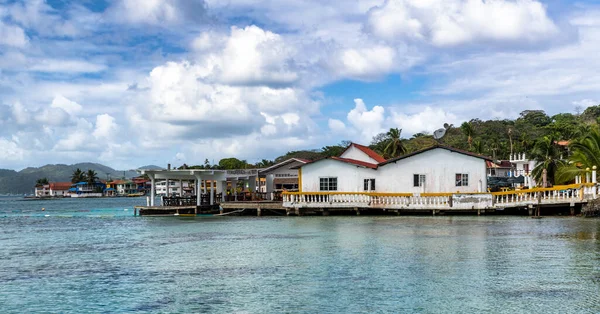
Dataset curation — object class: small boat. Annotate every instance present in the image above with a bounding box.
[127,192,145,197]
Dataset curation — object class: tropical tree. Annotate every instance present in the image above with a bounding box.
[460,121,474,149]
[531,136,565,186]
[71,168,85,183]
[556,127,600,184]
[36,178,49,185]
[473,140,484,154]
[86,169,99,185]
[383,128,407,158]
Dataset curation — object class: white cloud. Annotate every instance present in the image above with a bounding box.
[337,46,397,80]
[93,114,118,139]
[191,26,299,86]
[346,99,386,141]
[366,0,559,46]
[50,95,83,114]
[390,106,458,136]
[0,21,28,48]
[0,138,26,162]
[110,0,208,25]
[328,119,346,133]
[29,59,106,74]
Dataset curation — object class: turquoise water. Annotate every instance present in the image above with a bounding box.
[0,197,599,313]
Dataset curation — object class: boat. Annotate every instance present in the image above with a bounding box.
[127,192,145,197]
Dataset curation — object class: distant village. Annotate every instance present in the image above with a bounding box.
[33,142,540,199]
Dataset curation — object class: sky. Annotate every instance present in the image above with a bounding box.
[0,0,599,170]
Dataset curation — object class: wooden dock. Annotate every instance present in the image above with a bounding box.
[134,201,287,216]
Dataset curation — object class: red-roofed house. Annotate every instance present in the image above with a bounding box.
[34,182,72,197]
[296,144,491,194]
[339,143,386,164]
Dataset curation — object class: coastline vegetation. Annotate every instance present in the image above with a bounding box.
[190,106,600,188]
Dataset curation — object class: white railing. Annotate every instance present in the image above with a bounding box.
[283,184,599,209]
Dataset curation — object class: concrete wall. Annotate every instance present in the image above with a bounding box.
[340,146,379,164]
[376,148,487,193]
[301,159,377,192]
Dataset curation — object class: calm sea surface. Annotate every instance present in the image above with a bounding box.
[0,196,599,313]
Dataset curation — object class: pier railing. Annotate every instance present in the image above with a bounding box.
[283,184,599,210]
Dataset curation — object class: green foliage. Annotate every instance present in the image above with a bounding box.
[274,150,323,163]
[86,169,99,184]
[71,168,85,183]
[556,126,600,184]
[460,121,474,149]
[383,128,407,158]
[36,177,49,185]
[518,110,551,127]
[530,135,566,186]
[218,158,249,170]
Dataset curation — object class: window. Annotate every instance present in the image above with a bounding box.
[413,174,426,187]
[319,177,338,191]
[364,179,376,191]
[456,173,469,187]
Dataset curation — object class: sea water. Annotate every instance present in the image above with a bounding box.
[0,196,599,313]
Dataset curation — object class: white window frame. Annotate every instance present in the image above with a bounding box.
[364,178,376,191]
[319,177,338,191]
[456,173,469,187]
[413,174,426,187]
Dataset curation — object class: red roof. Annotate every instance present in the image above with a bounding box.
[49,182,72,190]
[331,157,378,169]
[486,160,513,168]
[341,143,386,163]
[379,145,492,166]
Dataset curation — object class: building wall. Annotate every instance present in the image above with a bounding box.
[340,146,379,164]
[377,149,487,193]
[301,159,377,192]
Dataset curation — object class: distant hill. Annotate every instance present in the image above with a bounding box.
[0,163,147,195]
[137,165,164,170]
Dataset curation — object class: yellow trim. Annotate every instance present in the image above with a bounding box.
[298,168,302,193]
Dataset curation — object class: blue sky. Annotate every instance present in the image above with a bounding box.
[0,0,599,170]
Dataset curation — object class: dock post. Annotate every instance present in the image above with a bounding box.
[432,209,436,216]
[295,208,300,216]
[354,207,360,216]
[134,208,137,216]
[322,209,329,216]
[257,207,261,217]
[477,208,481,216]
[528,205,534,216]
[195,206,197,215]
[570,202,575,216]
[286,209,291,216]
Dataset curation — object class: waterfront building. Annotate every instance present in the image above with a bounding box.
[69,182,106,198]
[486,160,513,177]
[510,153,537,187]
[258,158,308,200]
[297,144,490,194]
[155,180,192,196]
[34,182,72,197]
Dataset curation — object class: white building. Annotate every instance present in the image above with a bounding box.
[259,158,308,197]
[298,144,490,194]
[155,180,192,196]
[34,182,72,197]
[510,153,537,187]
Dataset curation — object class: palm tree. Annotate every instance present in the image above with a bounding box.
[383,128,407,158]
[86,169,99,185]
[71,168,85,183]
[460,122,474,149]
[508,127,514,156]
[531,135,565,187]
[473,140,484,154]
[556,127,600,184]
